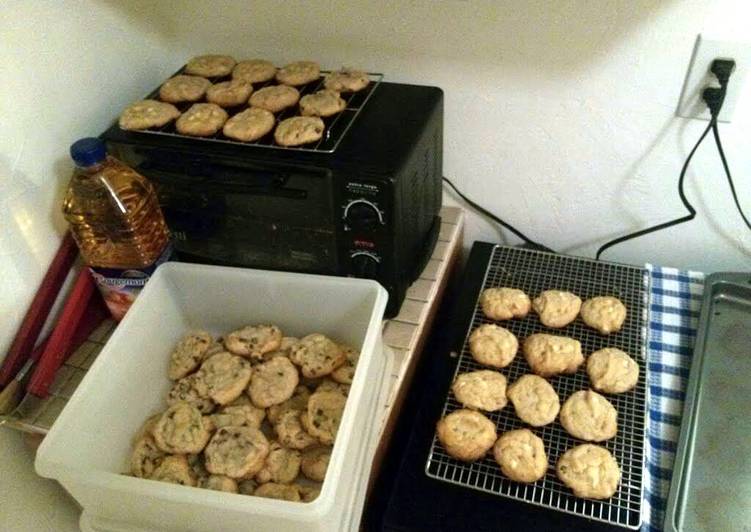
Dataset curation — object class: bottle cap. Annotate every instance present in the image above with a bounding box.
[70,138,106,167]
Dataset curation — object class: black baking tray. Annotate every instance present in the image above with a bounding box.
[663,272,751,532]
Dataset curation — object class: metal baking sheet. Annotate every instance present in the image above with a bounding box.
[425,245,649,529]
[664,272,751,532]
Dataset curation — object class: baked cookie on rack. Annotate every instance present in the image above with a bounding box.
[451,370,508,411]
[506,374,560,427]
[276,60,320,86]
[324,68,370,92]
[557,444,620,499]
[436,409,497,462]
[468,323,518,368]
[580,296,627,334]
[159,75,211,103]
[480,287,531,320]
[523,333,583,377]
[493,428,548,483]
[560,390,618,442]
[119,100,180,130]
[587,348,639,394]
[233,59,277,83]
[185,54,236,77]
[532,290,582,328]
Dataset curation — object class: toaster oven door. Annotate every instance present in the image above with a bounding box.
[138,156,339,273]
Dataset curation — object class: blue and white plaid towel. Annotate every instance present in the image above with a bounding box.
[642,265,705,532]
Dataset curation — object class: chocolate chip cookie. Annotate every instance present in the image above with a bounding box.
[153,402,211,454]
[168,330,212,380]
[204,426,270,479]
[276,60,320,86]
[199,351,253,405]
[222,107,275,142]
[248,356,299,408]
[225,324,282,359]
[274,116,325,147]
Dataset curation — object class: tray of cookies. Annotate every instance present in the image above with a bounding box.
[426,245,648,529]
[117,54,383,153]
[35,262,389,532]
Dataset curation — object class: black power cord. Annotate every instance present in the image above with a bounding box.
[596,58,749,260]
[442,176,555,253]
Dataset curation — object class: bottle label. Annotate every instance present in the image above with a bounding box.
[89,245,172,321]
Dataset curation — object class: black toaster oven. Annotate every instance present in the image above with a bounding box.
[101,81,443,317]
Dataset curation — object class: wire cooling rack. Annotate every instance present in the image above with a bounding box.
[128,67,383,154]
[425,246,648,529]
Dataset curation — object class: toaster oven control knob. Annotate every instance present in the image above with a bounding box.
[351,252,379,279]
[344,200,382,229]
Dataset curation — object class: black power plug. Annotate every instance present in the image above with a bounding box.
[702,58,736,119]
[711,58,736,87]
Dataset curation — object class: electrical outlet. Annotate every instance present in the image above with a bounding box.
[676,34,751,123]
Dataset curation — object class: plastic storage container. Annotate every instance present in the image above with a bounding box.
[36,262,389,532]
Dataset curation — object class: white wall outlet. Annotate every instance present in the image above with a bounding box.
[677,34,751,123]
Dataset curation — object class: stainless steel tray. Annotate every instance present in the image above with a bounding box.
[664,272,751,532]
[425,245,649,529]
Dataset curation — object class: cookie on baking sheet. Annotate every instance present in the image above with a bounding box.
[305,390,347,445]
[523,333,584,377]
[130,435,166,478]
[248,356,300,408]
[249,85,300,113]
[532,290,582,328]
[233,59,277,83]
[587,348,639,394]
[222,108,275,142]
[119,100,180,130]
[435,409,497,462]
[480,287,531,320]
[560,390,618,442]
[268,385,310,425]
[255,442,301,484]
[204,426,270,479]
[580,296,627,335]
[159,75,211,103]
[199,475,238,493]
[238,479,257,495]
[185,54,236,77]
[493,429,548,483]
[274,409,318,449]
[299,89,346,117]
[150,455,196,487]
[301,446,331,482]
[209,403,266,431]
[199,351,253,405]
[168,330,213,380]
[557,444,620,499]
[254,482,302,501]
[152,402,211,454]
[451,370,508,412]
[274,116,325,147]
[276,60,320,86]
[206,79,253,107]
[506,374,560,427]
[330,344,359,384]
[324,68,369,92]
[468,324,518,369]
[167,372,215,414]
[289,333,346,379]
[225,324,282,359]
[176,103,228,137]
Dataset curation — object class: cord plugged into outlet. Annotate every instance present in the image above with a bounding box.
[703,59,736,118]
[596,56,751,259]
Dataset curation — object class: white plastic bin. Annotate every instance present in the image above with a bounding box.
[36,262,389,532]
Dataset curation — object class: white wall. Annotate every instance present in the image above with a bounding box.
[134,0,750,271]
[0,3,181,529]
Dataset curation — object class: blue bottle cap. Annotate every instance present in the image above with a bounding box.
[70,138,107,167]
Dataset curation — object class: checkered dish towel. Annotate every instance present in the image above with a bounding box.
[642,265,705,532]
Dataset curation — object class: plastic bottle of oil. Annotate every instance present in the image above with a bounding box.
[63,137,171,320]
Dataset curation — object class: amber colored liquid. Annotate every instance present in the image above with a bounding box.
[62,156,169,268]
